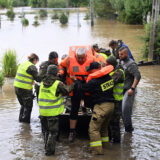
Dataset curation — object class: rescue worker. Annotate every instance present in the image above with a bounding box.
[119,46,141,133]
[35,51,59,99]
[106,56,125,143]
[76,62,115,155]
[38,65,75,156]
[59,46,96,142]
[98,48,111,60]
[109,40,134,61]
[14,53,40,123]
[91,44,106,66]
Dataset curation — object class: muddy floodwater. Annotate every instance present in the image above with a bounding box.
[0,9,160,160]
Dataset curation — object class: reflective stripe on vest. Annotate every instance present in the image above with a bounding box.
[90,141,102,147]
[38,80,64,116]
[101,137,109,142]
[110,69,125,101]
[14,61,34,90]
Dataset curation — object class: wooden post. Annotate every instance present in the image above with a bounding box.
[90,0,94,26]
[148,0,160,61]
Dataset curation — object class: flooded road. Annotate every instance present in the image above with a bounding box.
[0,10,159,160]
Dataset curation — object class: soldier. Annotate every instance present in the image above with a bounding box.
[38,65,75,156]
[14,53,40,123]
[35,51,59,99]
[106,56,125,143]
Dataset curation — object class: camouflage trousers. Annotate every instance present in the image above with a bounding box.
[39,116,59,155]
[15,87,33,123]
[89,102,114,154]
[108,101,122,142]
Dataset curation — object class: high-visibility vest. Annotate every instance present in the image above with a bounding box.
[109,69,125,101]
[14,61,34,90]
[86,65,114,83]
[38,80,64,117]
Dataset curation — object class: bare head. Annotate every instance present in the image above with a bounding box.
[49,51,58,65]
[109,40,117,50]
[118,46,128,60]
[75,48,87,65]
[28,53,39,65]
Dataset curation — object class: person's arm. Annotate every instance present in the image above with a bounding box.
[127,63,141,96]
[26,65,41,82]
[58,57,68,76]
[111,69,124,85]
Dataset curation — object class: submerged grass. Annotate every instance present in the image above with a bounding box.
[2,50,18,77]
[0,71,4,87]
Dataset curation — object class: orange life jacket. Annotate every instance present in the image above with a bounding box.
[86,65,114,83]
[67,46,95,96]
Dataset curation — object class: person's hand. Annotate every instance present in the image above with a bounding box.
[128,89,134,96]
[70,74,77,81]
[57,72,62,77]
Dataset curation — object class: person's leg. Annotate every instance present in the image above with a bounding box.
[45,116,59,156]
[109,101,122,142]
[100,102,114,147]
[69,96,81,142]
[122,90,135,132]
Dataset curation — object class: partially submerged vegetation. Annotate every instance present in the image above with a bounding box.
[0,71,4,87]
[2,50,18,77]
[39,9,48,18]
[6,8,15,20]
[59,12,68,24]
[22,17,29,26]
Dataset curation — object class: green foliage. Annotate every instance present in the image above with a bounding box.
[94,0,115,18]
[59,13,68,24]
[84,12,90,20]
[2,50,18,77]
[6,8,15,20]
[39,9,47,18]
[22,18,29,26]
[110,0,152,24]
[29,0,41,7]
[48,0,66,8]
[51,12,59,19]
[154,18,160,57]
[0,71,4,87]
[33,16,40,26]
[0,0,7,8]
[12,0,29,7]
[70,0,89,7]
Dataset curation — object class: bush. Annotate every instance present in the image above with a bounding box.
[48,0,66,8]
[59,13,68,24]
[39,9,48,18]
[22,18,29,26]
[6,8,15,20]
[0,71,4,87]
[33,20,40,26]
[2,50,18,77]
[51,12,59,19]
[84,12,90,20]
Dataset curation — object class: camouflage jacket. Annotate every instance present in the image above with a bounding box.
[42,75,75,96]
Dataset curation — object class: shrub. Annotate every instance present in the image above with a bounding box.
[48,0,66,8]
[2,50,18,77]
[22,18,29,26]
[51,12,59,19]
[6,8,15,20]
[0,71,4,87]
[33,20,40,26]
[59,13,68,24]
[39,9,47,18]
[84,12,90,20]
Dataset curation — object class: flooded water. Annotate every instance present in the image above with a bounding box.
[0,9,160,160]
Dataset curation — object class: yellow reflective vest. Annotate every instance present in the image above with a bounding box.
[38,80,64,117]
[99,52,110,60]
[110,69,125,101]
[14,61,34,90]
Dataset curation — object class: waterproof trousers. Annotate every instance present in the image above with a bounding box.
[122,89,136,132]
[15,87,33,123]
[109,101,122,142]
[39,116,59,156]
[89,102,114,154]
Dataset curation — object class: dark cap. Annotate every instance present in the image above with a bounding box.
[106,56,117,67]
[87,62,101,72]
[47,64,58,76]
[92,44,99,49]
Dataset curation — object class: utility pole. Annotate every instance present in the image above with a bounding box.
[148,0,160,61]
[90,0,94,26]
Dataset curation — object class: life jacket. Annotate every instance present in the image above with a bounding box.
[86,65,114,83]
[67,46,95,96]
[38,80,64,116]
[14,61,34,90]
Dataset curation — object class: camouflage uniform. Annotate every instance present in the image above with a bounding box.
[35,61,58,100]
[109,65,125,143]
[39,74,74,156]
[15,64,40,123]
